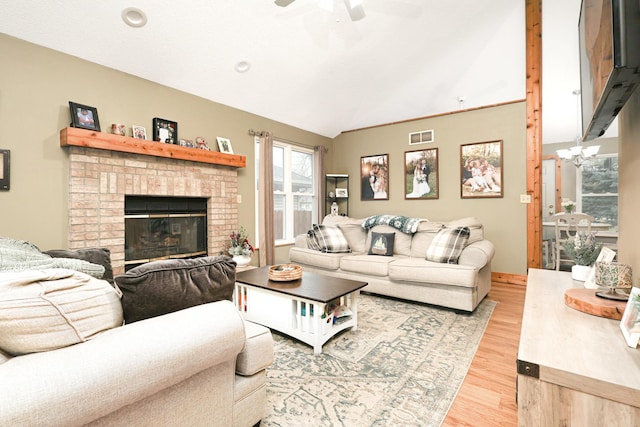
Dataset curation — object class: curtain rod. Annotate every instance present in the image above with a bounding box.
[248,129,318,150]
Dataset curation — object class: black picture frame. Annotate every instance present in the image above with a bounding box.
[69,101,101,131]
[152,118,178,144]
[0,149,10,191]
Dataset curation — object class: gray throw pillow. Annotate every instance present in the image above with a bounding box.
[44,248,113,284]
[115,256,235,323]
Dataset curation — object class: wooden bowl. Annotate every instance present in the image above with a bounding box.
[268,264,302,281]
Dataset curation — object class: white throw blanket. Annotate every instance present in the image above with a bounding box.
[0,237,105,278]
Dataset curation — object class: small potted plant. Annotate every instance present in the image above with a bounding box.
[563,232,602,281]
[561,198,575,214]
[225,226,254,267]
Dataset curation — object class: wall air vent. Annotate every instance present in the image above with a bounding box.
[408,129,434,145]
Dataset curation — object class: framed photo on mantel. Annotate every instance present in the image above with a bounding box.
[152,117,178,144]
[69,101,101,132]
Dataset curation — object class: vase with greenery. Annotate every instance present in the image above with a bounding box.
[564,232,602,281]
[225,227,254,266]
[561,198,575,214]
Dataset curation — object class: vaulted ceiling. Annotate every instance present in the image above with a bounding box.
[1,0,606,142]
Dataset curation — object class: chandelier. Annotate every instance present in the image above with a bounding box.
[557,90,599,168]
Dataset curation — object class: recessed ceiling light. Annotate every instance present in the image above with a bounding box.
[235,61,251,73]
[122,7,147,28]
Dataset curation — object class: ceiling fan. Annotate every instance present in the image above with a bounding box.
[274,0,366,21]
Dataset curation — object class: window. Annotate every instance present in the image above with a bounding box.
[255,139,316,245]
[578,154,618,230]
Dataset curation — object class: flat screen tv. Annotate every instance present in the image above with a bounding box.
[579,0,640,141]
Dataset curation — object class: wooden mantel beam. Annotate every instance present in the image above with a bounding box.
[60,127,246,168]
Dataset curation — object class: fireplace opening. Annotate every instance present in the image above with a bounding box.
[124,196,208,270]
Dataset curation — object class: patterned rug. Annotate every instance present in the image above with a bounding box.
[263,293,496,426]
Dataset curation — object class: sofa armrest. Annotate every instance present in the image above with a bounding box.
[0,300,245,426]
[236,321,274,376]
[458,240,495,269]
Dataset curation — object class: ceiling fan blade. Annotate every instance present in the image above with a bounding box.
[274,0,296,7]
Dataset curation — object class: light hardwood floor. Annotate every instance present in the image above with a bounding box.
[442,281,526,426]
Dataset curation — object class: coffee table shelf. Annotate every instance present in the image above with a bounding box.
[234,267,367,354]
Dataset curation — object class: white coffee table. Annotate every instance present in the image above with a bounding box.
[234,267,367,354]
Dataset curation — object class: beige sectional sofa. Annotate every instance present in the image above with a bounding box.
[289,215,495,312]
[0,239,274,427]
[0,301,273,427]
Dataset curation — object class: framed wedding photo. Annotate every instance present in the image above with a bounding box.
[360,154,389,200]
[216,137,233,154]
[132,125,147,140]
[404,148,438,200]
[152,118,178,144]
[460,140,503,199]
[69,101,101,131]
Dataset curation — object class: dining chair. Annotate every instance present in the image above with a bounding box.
[553,213,594,270]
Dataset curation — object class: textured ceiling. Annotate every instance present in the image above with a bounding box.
[0,0,610,142]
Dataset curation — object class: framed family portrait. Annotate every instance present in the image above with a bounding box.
[69,101,101,131]
[360,154,389,200]
[404,148,438,199]
[132,125,147,140]
[216,137,233,154]
[460,140,503,199]
[152,118,178,144]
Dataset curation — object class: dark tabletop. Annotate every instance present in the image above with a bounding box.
[235,266,367,303]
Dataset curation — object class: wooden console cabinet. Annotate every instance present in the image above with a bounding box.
[517,269,640,426]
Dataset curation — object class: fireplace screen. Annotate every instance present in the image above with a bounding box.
[124,196,207,269]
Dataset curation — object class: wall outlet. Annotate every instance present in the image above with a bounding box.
[237,194,242,203]
[520,194,532,204]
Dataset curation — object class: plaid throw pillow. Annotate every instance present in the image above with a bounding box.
[426,227,470,264]
[306,224,351,253]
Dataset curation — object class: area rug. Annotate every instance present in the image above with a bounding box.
[263,293,496,426]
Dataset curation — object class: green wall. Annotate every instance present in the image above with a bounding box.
[0,34,332,251]
[0,33,531,275]
[332,102,528,275]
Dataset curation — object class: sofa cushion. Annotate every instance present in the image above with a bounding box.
[115,256,235,323]
[289,247,345,270]
[367,232,395,256]
[426,227,470,264]
[43,248,114,284]
[340,254,398,277]
[306,224,351,253]
[0,269,123,356]
[388,257,478,288]
[336,220,367,253]
[446,217,484,244]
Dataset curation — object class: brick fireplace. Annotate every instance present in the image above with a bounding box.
[65,145,240,275]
